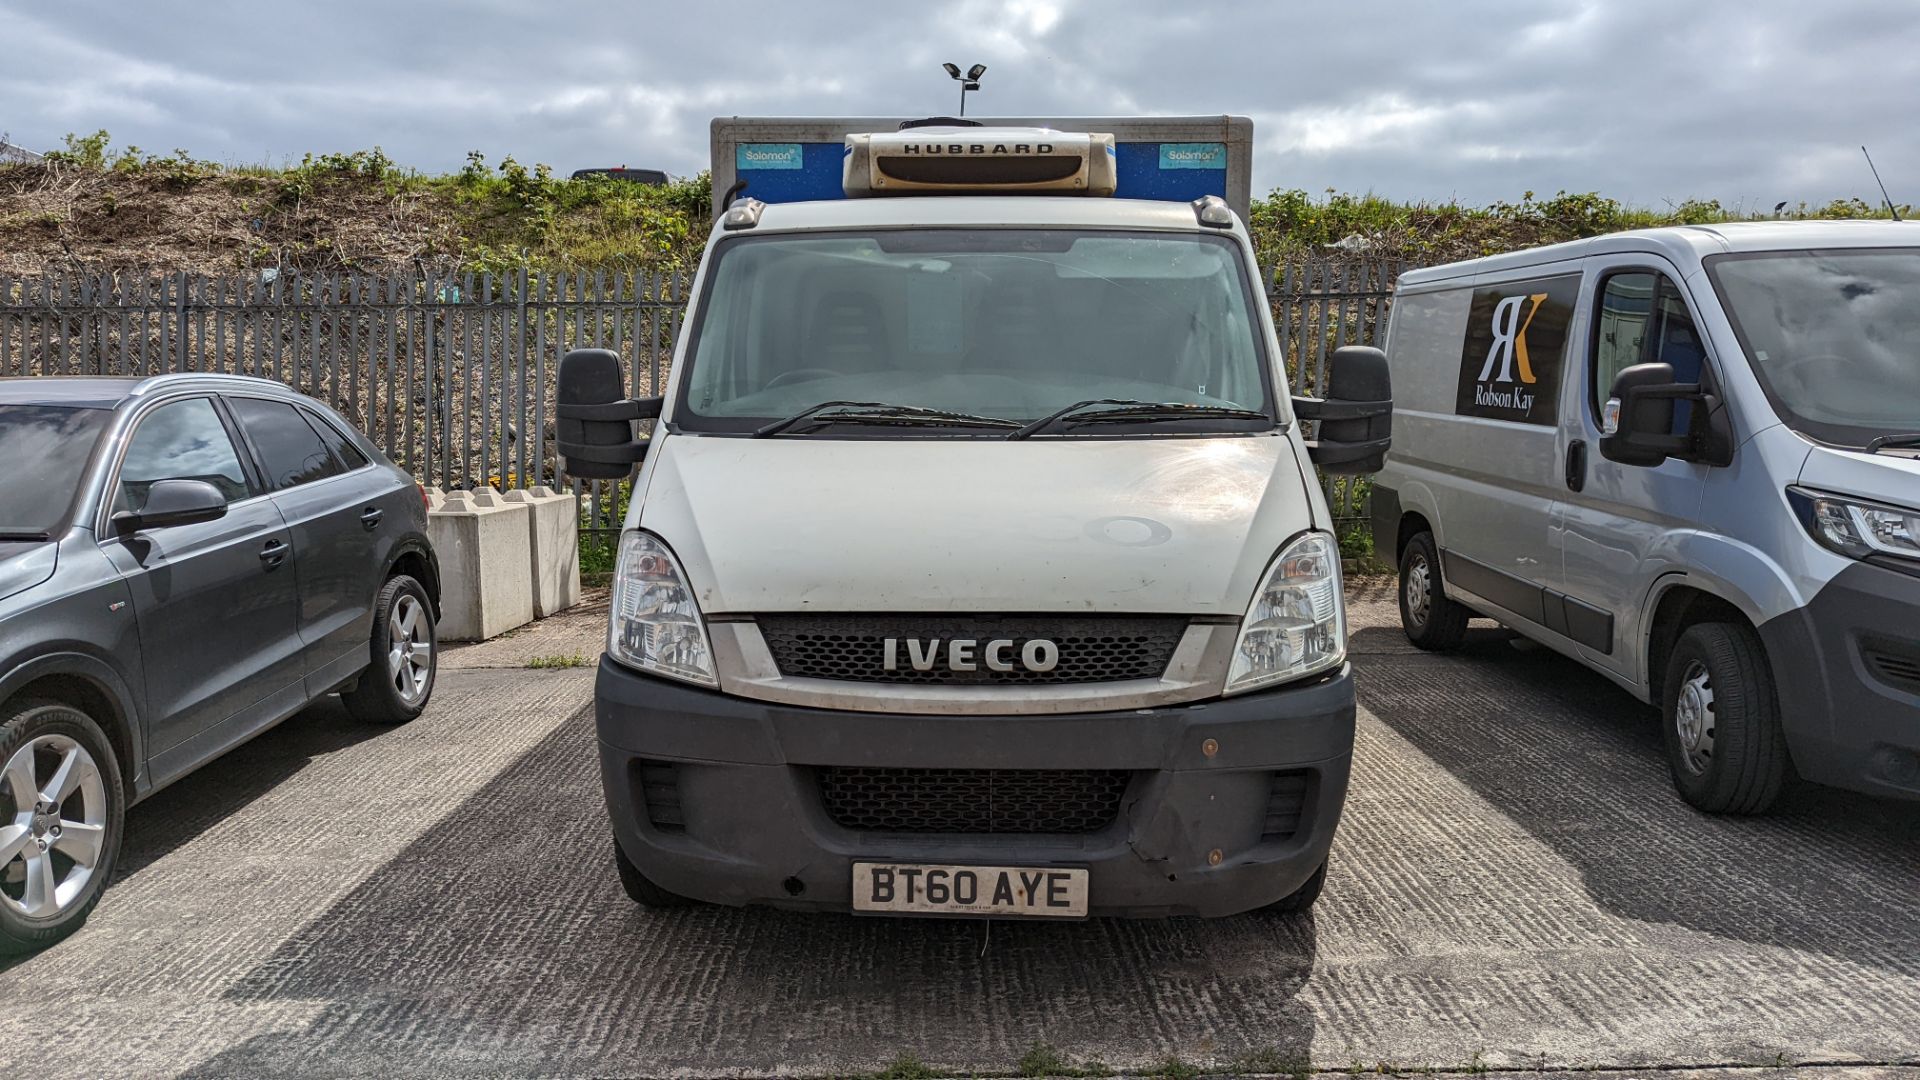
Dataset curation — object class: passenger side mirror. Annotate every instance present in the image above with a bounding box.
[1294,345,1393,475]
[1599,362,1694,467]
[557,348,663,481]
[112,478,228,534]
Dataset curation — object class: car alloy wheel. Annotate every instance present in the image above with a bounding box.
[0,734,109,920]
[388,593,434,706]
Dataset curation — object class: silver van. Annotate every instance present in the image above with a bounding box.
[1373,221,1920,813]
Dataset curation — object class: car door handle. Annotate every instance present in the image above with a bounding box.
[259,540,290,569]
[359,507,384,531]
[1566,439,1588,492]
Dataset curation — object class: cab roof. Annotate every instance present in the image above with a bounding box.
[712,195,1234,237]
[1399,219,1920,288]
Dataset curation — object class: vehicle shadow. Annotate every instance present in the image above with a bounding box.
[182,708,1322,1078]
[115,698,392,879]
[1350,622,1920,976]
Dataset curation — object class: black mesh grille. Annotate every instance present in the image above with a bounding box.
[758,615,1187,685]
[634,760,685,833]
[1262,770,1311,842]
[818,767,1131,834]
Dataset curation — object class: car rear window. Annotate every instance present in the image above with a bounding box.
[228,396,349,491]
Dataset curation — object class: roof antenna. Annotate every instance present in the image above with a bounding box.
[1862,145,1903,221]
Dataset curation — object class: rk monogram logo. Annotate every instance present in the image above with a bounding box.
[1455,275,1578,427]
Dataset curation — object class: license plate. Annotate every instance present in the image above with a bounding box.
[851,862,1088,918]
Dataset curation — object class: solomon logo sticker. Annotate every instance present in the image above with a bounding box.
[1454,275,1579,425]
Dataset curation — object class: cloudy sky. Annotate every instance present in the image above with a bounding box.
[4,0,1917,209]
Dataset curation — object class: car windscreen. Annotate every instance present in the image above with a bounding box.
[0,405,112,538]
[675,229,1275,434]
[1705,248,1920,447]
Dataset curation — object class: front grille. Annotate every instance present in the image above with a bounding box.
[1261,770,1312,842]
[758,614,1188,685]
[818,767,1131,834]
[1864,639,1920,694]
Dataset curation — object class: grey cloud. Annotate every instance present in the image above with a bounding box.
[3,0,1917,208]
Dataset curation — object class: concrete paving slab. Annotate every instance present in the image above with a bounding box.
[2,596,1915,1078]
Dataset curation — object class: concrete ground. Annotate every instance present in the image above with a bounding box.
[3,583,1917,1079]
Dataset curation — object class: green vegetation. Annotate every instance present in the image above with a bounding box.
[873,1054,943,1080]
[1015,1043,1115,1078]
[524,654,590,670]
[5,129,1908,279]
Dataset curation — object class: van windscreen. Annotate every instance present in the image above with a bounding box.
[1706,248,1920,448]
[675,229,1274,435]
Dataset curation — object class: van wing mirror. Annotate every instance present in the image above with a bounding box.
[1293,345,1393,475]
[111,478,228,534]
[556,348,663,481]
[1598,362,1695,467]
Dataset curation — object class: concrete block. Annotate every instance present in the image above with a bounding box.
[428,486,535,641]
[501,486,582,618]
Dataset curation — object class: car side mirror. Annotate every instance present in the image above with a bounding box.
[1294,345,1393,475]
[112,478,228,534]
[557,348,662,481]
[1598,362,1695,467]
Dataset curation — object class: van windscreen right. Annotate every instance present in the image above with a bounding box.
[1706,248,1920,447]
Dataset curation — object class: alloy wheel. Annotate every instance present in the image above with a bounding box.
[0,734,109,920]
[388,593,434,705]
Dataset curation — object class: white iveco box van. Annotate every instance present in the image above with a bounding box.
[554,116,1394,918]
[1373,221,1920,814]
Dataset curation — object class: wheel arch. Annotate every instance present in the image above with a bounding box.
[385,538,442,620]
[0,652,144,796]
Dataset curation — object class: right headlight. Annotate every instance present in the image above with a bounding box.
[1224,531,1346,695]
[607,530,718,687]
[1788,486,1920,563]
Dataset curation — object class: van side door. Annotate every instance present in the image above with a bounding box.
[1555,257,1717,682]
[1421,269,1583,629]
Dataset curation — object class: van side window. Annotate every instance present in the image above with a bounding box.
[1592,272,1706,434]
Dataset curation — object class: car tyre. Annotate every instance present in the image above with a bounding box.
[1398,531,1470,651]
[614,842,696,908]
[1259,860,1327,915]
[342,575,438,725]
[1661,622,1791,815]
[0,699,125,955]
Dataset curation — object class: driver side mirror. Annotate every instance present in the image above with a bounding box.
[557,348,663,481]
[1294,345,1393,475]
[1599,362,1694,467]
[111,478,228,534]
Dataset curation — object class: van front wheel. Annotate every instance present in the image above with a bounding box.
[1661,622,1790,815]
[1398,531,1469,651]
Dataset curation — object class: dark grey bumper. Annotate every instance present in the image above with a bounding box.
[1760,559,1920,800]
[595,659,1356,917]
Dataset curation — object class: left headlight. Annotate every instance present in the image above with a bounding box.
[1225,531,1346,695]
[1789,487,1920,563]
[608,530,718,687]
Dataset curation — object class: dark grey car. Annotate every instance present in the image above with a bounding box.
[0,375,440,952]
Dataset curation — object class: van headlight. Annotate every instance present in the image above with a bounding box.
[1225,531,1345,695]
[1789,487,1920,563]
[608,531,718,687]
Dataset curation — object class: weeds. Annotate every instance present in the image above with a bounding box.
[525,654,590,669]
[874,1054,942,1080]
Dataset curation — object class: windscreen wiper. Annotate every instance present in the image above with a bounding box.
[0,531,50,542]
[1864,432,1920,453]
[1008,398,1271,439]
[753,400,1021,438]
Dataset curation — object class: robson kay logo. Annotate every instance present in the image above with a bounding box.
[1454,275,1578,426]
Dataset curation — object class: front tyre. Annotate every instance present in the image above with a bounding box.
[343,575,438,724]
[1398,531,1470,651]
[614,842,695,909]
[1259,860,1327,915]
[0,700,125,955]
[1661,623,1791,815]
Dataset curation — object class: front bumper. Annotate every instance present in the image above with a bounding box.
[595,659,1356,917]
[1760,559,1920,800]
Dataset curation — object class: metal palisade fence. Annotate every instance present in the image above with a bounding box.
[0,256,1404,555]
